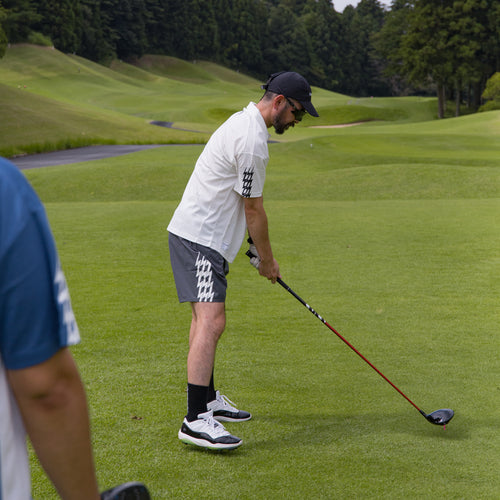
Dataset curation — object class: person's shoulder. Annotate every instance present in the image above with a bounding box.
[0,157,37,194]
[0,157,22,182]
[0,157,44,215]
[0,158,26,202]
[230,103,266,132]
[225,102,259,123]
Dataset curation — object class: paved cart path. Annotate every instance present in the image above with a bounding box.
[11,144,176,169]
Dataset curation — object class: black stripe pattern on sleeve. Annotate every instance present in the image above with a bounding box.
[242,168,254,198]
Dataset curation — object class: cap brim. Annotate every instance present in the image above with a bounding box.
[301,101,319,117]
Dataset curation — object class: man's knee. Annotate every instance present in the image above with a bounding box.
[192,303,226,338]
[205,313,226,340]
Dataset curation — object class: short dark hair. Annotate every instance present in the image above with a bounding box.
[260,90,278,102]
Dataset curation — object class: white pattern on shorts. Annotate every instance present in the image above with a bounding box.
[196,253,215,302]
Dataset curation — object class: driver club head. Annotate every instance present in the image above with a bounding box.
[424,409,454,426]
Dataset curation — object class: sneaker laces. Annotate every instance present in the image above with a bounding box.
[216,393,239,412]
[199,411,230,437]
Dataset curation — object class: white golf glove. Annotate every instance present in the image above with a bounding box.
[246,238,261,269]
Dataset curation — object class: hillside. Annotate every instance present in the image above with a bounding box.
[1,44,440,157]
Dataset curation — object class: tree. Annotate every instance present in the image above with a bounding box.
[471,0,500,108]
[148,0,218,61]
[378,0,499,117]
[301,0,343,89]
[34,0,79,52]
[339,0,388,96]
[442,0,496,116]
[213,0,268,74]
[185,0,218,60]
[373,0,414,95]
[0,3,7,58]
[76,0,114,62]
[263,3,315,79]
[141,0,167,55]
[1,0,41,43]
[481,72,500,111]
[99,0,148,60]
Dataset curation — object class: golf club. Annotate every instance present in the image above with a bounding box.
[246,247,454,426]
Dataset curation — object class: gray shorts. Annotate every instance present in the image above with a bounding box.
[168,233,229,303]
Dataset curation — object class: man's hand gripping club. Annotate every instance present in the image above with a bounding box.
[246,237,281,283]
[246,238,261,269]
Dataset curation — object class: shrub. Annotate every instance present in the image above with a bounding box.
[480,72,500,111]
[27,31,53,47]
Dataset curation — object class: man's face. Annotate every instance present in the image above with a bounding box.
[272,96,304,135]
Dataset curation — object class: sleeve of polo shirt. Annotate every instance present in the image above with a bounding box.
[0,168,80,370]
[234,152,266,198]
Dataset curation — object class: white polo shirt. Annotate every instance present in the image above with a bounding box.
[168,102,270,262]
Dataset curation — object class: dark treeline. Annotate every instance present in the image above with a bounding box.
[1,0,499,115]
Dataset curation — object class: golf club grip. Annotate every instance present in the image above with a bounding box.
[276,277,423,414]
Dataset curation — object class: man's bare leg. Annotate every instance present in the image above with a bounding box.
[179,301,242,449]
[187,301,225,387]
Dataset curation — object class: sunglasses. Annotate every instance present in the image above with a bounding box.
[285,96,306,121]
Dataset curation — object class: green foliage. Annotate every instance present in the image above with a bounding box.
[480,72,500,111]
[34,0,78,52]
[340,0,389,96]
[1,0,41,43]
[0,4,7,57]
[265,4,314,80]
[27,30,52,46]
[100,0,148,60]
[301,0,343,89]
[479,100,500,112]
[0,0,391,96]
[2,0,499,104]
[0,29,6,59]
[76,0,115,62]
[376,0,499,117]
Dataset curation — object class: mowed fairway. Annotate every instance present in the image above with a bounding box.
[4,46,499,498]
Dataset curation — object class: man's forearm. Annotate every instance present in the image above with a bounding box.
[244,196,280,281]
[245,197,273,262]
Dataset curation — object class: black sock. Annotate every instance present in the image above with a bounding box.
[207,371,216,402]
[186,383,208,422]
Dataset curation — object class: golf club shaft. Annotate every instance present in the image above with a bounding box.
[276,277,423,414]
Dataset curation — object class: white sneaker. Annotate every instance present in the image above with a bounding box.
[178,410,242,450]
[207,391,252,422]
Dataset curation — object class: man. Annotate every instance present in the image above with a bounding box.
[168,71,319,450]
[0,157,149,499]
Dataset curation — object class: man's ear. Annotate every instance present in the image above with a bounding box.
[273,94,285,110]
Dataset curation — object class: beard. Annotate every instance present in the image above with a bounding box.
[272,108,295,135]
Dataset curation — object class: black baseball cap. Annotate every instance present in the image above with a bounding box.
[261,71,319,117]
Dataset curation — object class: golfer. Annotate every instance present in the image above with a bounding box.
[168,71,319,450]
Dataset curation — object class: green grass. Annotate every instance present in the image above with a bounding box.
[4,44,499,499]
[25,142,500,499]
